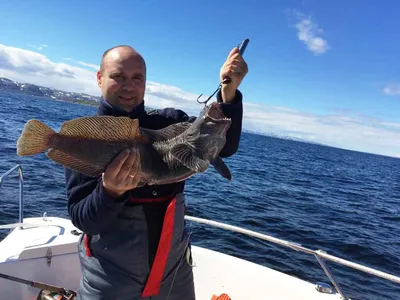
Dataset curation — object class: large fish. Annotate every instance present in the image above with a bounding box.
[16,102,233,185]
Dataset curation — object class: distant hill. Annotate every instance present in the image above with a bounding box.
[0,77,100,106]
[242,129,325,146]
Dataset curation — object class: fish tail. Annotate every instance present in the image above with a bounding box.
[17,119,55,156]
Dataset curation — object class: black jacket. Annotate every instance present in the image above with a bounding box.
[65,89,243,262]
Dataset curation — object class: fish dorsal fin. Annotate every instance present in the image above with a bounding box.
[140,122,192,143]
[59,116,145,142]
[170,143,208,173]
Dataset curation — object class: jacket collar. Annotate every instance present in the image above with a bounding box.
[97,97,146,118]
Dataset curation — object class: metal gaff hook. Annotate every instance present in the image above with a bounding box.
[196,38,250,106]
[196,85,221,106]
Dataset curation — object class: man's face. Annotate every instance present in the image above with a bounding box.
[97,48,146,112]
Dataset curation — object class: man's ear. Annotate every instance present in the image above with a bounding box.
[97,70,102,88]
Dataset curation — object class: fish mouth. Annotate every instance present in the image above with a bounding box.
[206,102,231,122]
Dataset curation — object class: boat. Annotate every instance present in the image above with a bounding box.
[0,164,399,299]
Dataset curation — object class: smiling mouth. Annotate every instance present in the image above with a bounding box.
[118,96,134,101]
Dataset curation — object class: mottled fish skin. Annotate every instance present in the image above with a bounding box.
[50,135,134,167]
[16,102,233,185]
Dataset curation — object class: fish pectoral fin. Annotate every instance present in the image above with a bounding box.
[47,149,104,177]
[170,144,208,173]
[140,122,192,143]
[59,116,146,142]
[211,156,232,181]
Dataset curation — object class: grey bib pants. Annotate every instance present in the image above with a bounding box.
[76,193,195,300]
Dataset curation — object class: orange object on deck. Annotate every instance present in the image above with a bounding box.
[211,293,231,300]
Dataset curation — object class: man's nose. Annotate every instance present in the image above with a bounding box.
[122,78,136,91]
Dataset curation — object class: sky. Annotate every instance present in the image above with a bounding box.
[0,0,399,158]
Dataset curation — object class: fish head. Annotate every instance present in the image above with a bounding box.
[196,102,232,137]
[167,102,233,179]
[183,102,232,160]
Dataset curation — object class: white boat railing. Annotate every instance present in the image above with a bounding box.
[184,216,400,300]
[1,164,399,300]
[0,164,24,227]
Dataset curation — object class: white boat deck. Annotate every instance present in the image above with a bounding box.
[193,246,339,300]
[0,216,341,300]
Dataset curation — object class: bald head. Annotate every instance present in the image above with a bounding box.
[100,45,146,74]
[97,45,147,112]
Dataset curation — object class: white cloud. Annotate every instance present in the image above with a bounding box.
[78,61,100,70]
[145,82,203,115]
[38,44,48,51]
[293,12,329,55]
[240,103,400,158]
[0,43,399,158]
[383,84,400,96]
[28,44,48,51]
[0,43,99,95]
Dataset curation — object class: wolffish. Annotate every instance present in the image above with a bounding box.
[16,102,233,185]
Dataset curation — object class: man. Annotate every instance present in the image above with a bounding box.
[65,44,248,299]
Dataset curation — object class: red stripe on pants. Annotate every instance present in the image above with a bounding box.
[141,198,177,297]
[83,234,92,257]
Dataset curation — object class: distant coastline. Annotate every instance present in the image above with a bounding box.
[0,77,100,107]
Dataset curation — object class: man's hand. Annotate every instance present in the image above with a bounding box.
[220,47,248,103]
[102,148,141,199]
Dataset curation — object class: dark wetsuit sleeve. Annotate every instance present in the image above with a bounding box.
[65,167,129,235]
[216,89,243,157]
